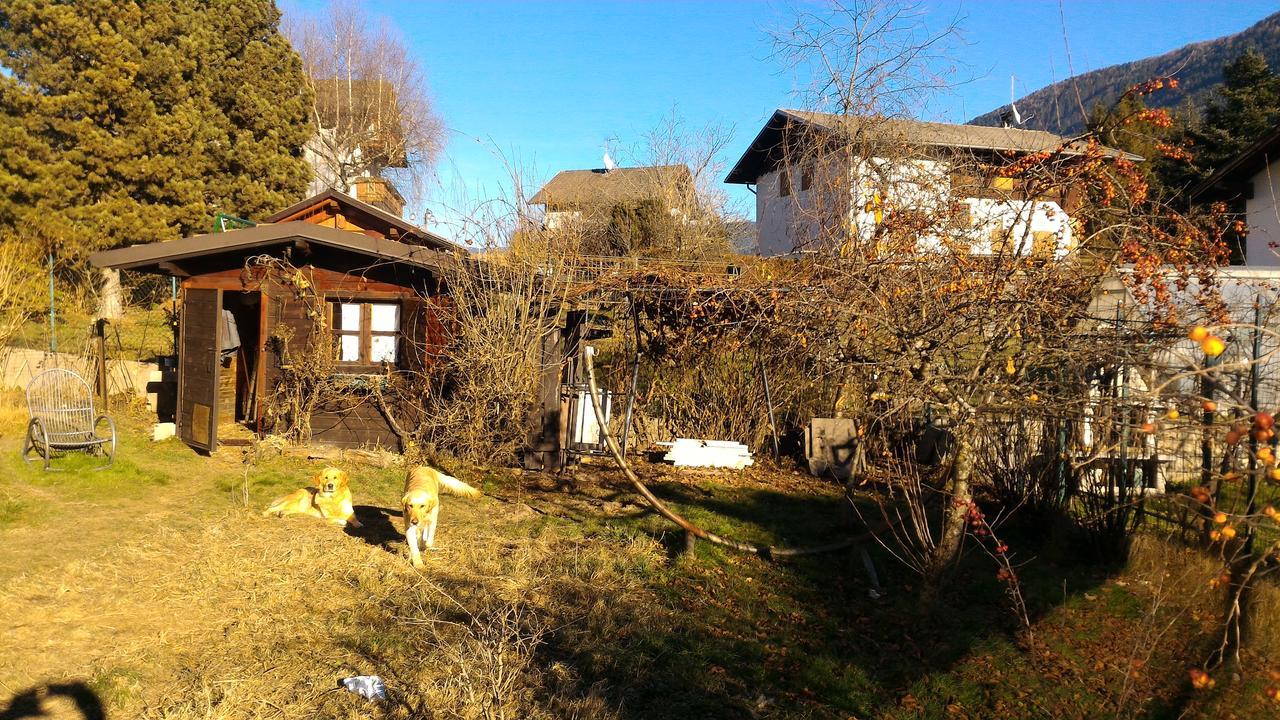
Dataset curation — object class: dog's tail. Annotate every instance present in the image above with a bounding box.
[437,472,482,498]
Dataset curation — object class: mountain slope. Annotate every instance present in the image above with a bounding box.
[970,12,1280,135]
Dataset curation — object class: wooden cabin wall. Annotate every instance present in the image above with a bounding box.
[183,264,449,450]
[259,268,446,450]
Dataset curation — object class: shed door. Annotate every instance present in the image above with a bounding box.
[178,288,221,452]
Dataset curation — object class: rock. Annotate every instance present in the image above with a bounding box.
[151,422,176,442]
[505,503,538,521]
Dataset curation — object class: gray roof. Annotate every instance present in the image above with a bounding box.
[725,108,1141,184]
[1190,120,1280,201]
[530,165,693,207]
[88,221,453,276]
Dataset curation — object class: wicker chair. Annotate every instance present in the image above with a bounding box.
[22,368,117,470]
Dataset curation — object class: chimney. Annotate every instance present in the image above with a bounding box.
[351,176,405,218]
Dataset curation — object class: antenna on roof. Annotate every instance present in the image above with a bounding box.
[1001,75,1033,128]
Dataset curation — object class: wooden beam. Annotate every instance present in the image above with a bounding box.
[159,261,191,277]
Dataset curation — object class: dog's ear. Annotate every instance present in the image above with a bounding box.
[338,469,350,488]
[312,470,325,488]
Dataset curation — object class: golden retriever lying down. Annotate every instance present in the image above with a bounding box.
[402,466,481,567]
[262,467,362,528]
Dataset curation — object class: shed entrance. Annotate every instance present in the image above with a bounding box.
[177,288,221,452]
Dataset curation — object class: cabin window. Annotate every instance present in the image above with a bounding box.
[332,301,400,365]
[800,164,814,191]
[779,169,792,197]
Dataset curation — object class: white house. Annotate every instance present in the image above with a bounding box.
[1192,121,1280,266]
[724,109,1136,258]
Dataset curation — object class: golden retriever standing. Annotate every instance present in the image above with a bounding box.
[262,467,361,528]
[402,466,481,567]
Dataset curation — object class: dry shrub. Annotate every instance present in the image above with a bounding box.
[406,248,574,465]
[0,237,45,350]
[636,347,823,452]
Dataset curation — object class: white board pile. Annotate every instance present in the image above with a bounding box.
[658,439,754,470]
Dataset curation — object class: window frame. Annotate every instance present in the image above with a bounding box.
[330,299,403,368]
[779,168,792,197]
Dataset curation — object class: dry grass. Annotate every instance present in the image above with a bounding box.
[4,407,1280,719]
[0,471,662,719]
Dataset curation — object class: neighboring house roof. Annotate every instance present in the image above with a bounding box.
[1190,121,1280,202]
[88,221,453,277]
[265,188,458,252]
[530,165,693,207]
[725,108,1141,184]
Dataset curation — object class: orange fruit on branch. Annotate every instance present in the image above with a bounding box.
[1201,336,1227,357]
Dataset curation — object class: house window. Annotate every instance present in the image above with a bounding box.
[332,301,400,365]
[779,170,791,197]
[991,176,1015,191]
[800,164,814,191]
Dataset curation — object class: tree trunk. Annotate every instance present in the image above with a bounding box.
[98,268,124,320]
[921,431,974,606]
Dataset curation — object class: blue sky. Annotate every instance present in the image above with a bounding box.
[281,0,1279,232]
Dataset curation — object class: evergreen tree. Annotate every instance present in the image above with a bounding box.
[1086,91,1197,201]
[0,0,313,262]
[1187,49,1280,180]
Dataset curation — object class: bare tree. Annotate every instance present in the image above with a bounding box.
[286,0,445,203]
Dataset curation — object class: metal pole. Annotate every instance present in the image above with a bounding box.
[1246,298,1262,555]
[620,349,641,456]
[1115,306,1130,505]
[761,360,780,458]
[47,252,56,354]
[171,276,179,357]
[95,319,109,412]
[620,308,642,455]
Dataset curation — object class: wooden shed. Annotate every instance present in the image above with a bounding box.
[90,191,457,452]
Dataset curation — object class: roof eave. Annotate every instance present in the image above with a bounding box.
[1191,122,1280,201]
[88,222,452,275]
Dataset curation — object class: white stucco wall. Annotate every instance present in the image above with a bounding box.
[755,160,850,255]
[753,156,1073,259]
[544,209,583,231]
[1246,159,1280,266]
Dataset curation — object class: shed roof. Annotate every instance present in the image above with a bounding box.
[88,221,453,277]
[265,188,458,252]
[725,108,1140,184]
[529,165,692,207]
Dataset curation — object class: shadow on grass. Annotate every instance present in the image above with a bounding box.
[0,682,104,720]
[519,477,1123,719]
[345,504,402,550]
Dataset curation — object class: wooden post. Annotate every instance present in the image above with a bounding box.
[95,318,109,412]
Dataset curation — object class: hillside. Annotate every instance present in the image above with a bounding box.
[971,11,1280,135]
